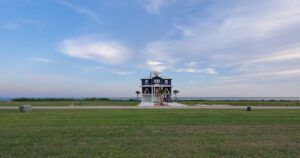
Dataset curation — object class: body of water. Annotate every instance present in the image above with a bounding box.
[176,97,300,101]
[0,98,11,102]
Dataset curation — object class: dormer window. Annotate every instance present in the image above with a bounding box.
[164,80,168,84]
[154,79,160,84]
[145,80,149,84]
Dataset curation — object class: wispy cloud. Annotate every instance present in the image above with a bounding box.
[185,61,201,67]
[0,23,20,30]
[58,0,102,23]
[147,60,163,66]
[0,19,44,31]
[145,60,170,72]
[143,0,176,14]
[218,69,300,83]
[143,0,300,81]
[110,70,135,75]
[176,67,217,74]
[81,66,103,71]
[205,68,217,75]
[30,57,53,63]
[246,47,300,64]
[60,35,131,65]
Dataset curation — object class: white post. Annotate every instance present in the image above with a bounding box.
[152,86,154,102]
[141,86,143,102]
[154,86,155,102]
[170,87,172,102]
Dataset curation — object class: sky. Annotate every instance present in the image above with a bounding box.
[0,0,300,98]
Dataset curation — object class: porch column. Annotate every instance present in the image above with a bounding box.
[152,86,154,102]
[141,86,143,102]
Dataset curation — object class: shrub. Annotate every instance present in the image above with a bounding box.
[19,105,32,112]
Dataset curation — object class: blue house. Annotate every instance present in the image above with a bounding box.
[141,72,173,102]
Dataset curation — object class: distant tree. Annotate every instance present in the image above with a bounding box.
[12,98,76,102]
[173,90,179,101]
[135,91,141,101]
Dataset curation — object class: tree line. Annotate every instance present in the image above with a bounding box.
[11,98,137,102]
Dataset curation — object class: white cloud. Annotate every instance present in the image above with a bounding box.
[218,69,300,83]
[176,67,217,74]
[170,1,300,57]
[58,0,102,23]
[147,60,163,66]
[205,68,217,75]
[143,41,181,72]
[146,60,169,72]
[81,66,103,71]
[144,0,176,14]
[60,36,131,65]
[247,47,300,64]
[185,61,201,67]
[176,68,198,73]
[30,57,53,63]
[110,70,135,75]
[143,0,300,83]
[0,24,19,30]
[145,60,170,72]
[0,19,43,30]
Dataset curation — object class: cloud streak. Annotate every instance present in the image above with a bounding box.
[0,23,20,30]
[176,68,217,74]
[143,0,300,78]
[143,0,176,14]
[218,69,300,84]
[58,0,102,23]
[247,47,300,64]
[30,57,53,63]
[110,70,135,75]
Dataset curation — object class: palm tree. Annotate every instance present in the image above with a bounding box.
[173,90,179,101]
[135,91,141,101]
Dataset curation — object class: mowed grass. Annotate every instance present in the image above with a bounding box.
[0,100,140,107]
[0,109,300,158]
[1,100,300,107]
[180,100,300,106]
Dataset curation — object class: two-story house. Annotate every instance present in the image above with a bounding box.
[141,72,172,102]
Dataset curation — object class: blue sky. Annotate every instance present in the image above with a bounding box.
[1,0,300,97]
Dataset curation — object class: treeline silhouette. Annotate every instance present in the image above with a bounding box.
[12,98,136,102]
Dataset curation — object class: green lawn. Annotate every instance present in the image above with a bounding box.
[0,100,140,107]
[179,100,300,106]
[0,109,300,157]
[2,100,300,107]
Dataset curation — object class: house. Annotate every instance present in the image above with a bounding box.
[141,72,172,102]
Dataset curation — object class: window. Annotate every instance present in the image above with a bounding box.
[164,80,168,84]
[145,80,149,84]
[154,79,160,84]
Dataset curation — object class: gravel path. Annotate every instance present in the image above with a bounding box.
[138,102,186,107]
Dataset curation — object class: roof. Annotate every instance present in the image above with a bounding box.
[141,72,172,80]
[141,77,172,80]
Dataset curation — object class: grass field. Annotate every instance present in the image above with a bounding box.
[0,109,300,157]
[179,100,300,106]
[1,100,300,107]
[0,100,140,107]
